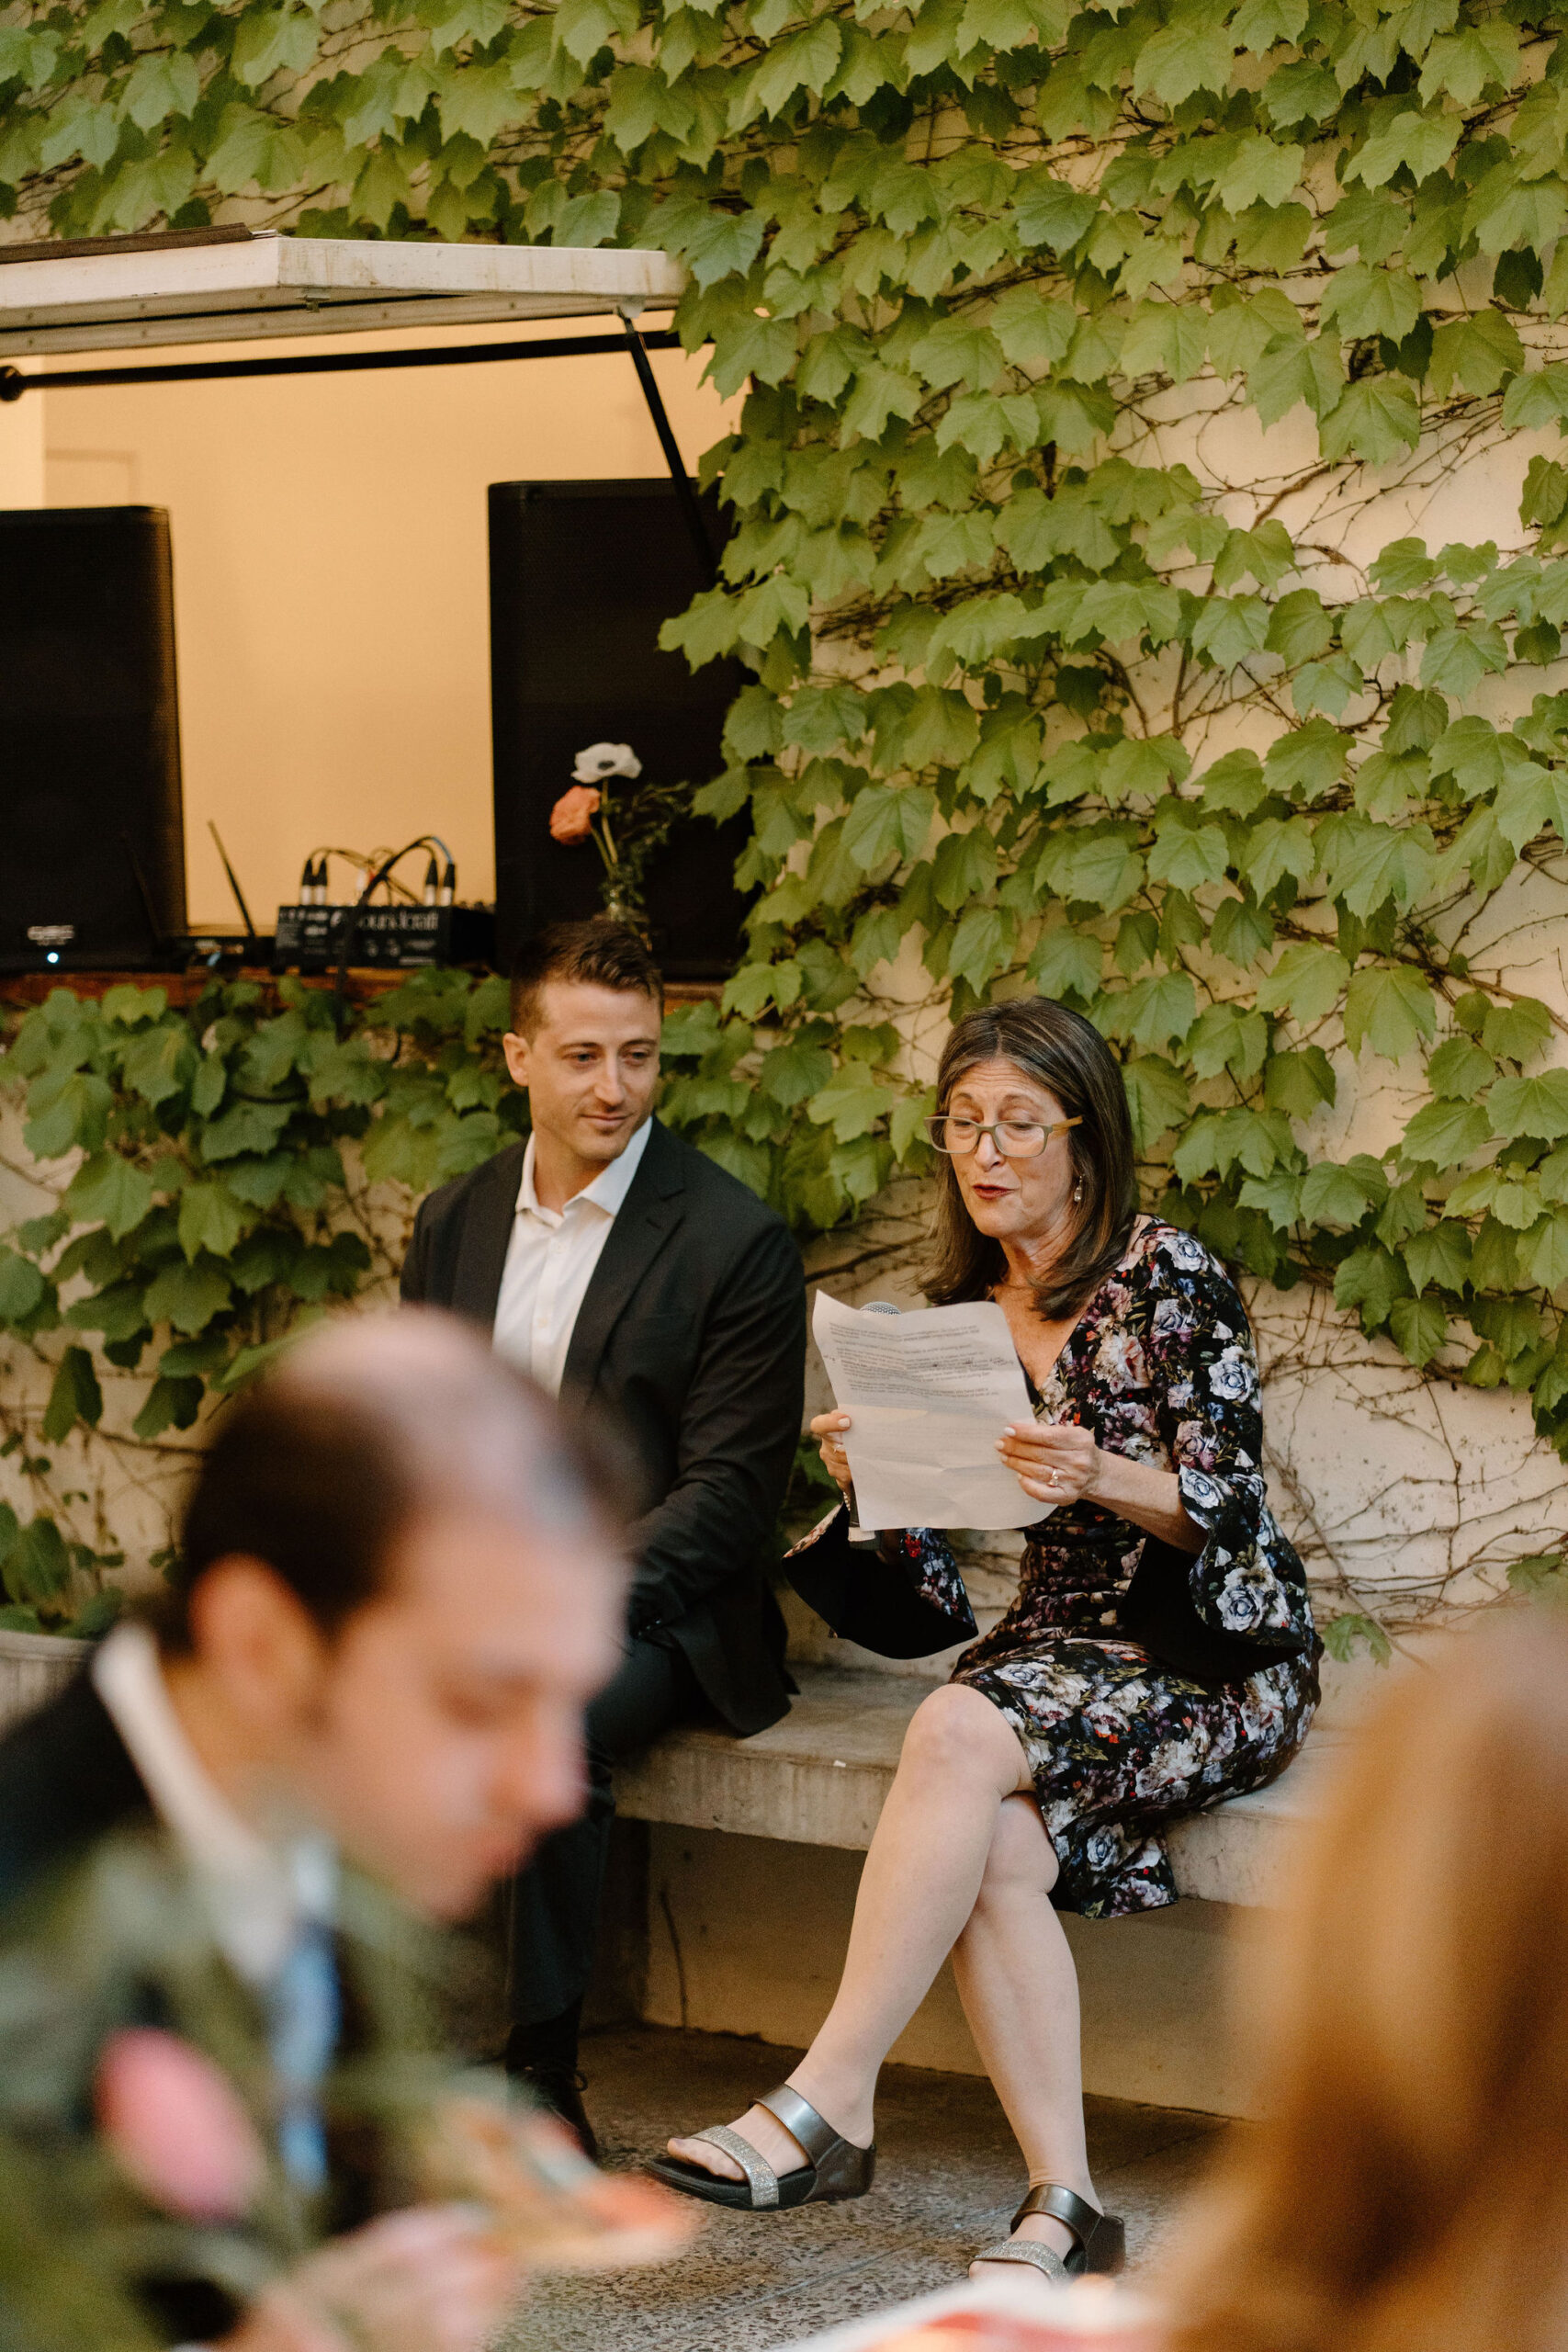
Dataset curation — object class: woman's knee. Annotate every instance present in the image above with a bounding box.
[897,1682,1022,1787]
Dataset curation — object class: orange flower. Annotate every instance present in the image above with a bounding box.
[549,786,602,844]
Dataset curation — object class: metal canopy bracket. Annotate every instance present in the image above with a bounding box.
[0,326,682,401]
[0,227,685,355]
[617,307,717,588]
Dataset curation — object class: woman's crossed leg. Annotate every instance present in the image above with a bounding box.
[664,1680,1100,2262]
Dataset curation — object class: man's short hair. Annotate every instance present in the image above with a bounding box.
[508,919,664,1038]
[162,1312,625,1653]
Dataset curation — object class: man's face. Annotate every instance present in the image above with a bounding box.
[285,1508,624,1918]
[502,982,660,1170]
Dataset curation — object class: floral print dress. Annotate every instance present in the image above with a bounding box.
[893,1219,1319,1917]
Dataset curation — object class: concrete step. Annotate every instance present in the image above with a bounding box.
[615,1663,1340,1906]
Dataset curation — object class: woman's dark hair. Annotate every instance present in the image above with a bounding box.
[923,996,1137,1322]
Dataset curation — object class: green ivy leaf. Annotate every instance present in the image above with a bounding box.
[1028,924,1104,1004]
[1489,1070,1568,1142]
[1389,1295,1449,1366]
[1346,110,1460,189]
[1427,311,1524,400]
[1319,376,1421,466]
[198,1100,294,1160]
[1517,1210,1568,1292]
[42,1345,104,1442]
[232,6,320,88]
[1300,1158,1386,1227]
[132,1375,206,1441]
[1334,1242,1412,1327]
[4,1516,70,1607]
[63,1152,155,1241]
[1133,20,1234,105]
[1344,967,1439,1060]
[24,1072,113,1162]
[177,1182,250,1263]
[143,1255,233,1336]
[0,1251,48,1326]
[1121,1056,1190,1150]
[842,784,935,868]
[1254,944,1350,1022]
[1401,1098,1491,1167]
[1482,998,1554,1064]
[1404,1221,1472,1293]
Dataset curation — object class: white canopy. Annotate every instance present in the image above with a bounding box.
[0,231,685,356]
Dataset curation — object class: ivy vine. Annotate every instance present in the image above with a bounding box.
[6,0,1568,1628]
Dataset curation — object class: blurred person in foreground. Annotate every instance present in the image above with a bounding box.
[0,1311,630,2352]
[1162,1602,1568,2352]
[401,917,807,2151]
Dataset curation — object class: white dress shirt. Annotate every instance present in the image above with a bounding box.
[491,1117,653,1396]
[92,1620,335,1986]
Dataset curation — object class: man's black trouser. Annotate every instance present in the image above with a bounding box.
[507,1634,701,2042]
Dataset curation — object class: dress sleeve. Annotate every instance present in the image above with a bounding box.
[1138,1230,1313,1655]
[782,1505,976,1657]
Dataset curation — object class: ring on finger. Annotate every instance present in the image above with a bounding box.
[1046,1468,1061,1487]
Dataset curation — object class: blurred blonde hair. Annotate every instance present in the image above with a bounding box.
[1166,1606,1568,2352]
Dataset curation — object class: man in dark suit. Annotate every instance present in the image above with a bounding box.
[0,1314,626,2352]
[400,919,807,2151]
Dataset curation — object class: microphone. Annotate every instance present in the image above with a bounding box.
[847,1301,899,1544]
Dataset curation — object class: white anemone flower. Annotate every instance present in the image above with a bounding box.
[572,741,643,785]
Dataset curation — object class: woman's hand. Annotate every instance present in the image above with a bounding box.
[810,1410,854,1500]
[996,1419,1102,1510]
[997,1421,1206,1550]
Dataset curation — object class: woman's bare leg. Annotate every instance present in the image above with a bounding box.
[953,1792,1099,2267]
[666,1683,1032,2179]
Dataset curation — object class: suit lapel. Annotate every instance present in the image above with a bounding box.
[451,1142,525,1329]
[560,1121,685,1403]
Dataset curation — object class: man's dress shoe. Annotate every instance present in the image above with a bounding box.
[509,2062,599,2162]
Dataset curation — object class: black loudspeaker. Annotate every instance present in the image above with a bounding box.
[0,506,186,972]
[489,479,750,978]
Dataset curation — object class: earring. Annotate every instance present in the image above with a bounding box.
[1073,1180,1084,1204]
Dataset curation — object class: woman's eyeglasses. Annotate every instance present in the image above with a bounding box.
[924,1114,1083,1159]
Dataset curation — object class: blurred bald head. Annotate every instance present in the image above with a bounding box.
[170,1310,620,1650]
[158,1312,628,1915]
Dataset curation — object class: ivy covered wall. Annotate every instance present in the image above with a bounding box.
[6,0,1568,1641]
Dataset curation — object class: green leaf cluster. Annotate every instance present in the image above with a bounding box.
[12,0,1568,1620]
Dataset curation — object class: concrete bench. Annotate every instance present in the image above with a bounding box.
[615,1662,1338,1908]
[0,1631,1329,1910]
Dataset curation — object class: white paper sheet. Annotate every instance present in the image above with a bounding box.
[812,1292,1043,1532]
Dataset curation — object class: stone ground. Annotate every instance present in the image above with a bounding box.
[503,2025,1238,2352]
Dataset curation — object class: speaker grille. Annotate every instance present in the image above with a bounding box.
[0,506,186,972]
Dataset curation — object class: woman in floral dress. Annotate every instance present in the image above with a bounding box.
[648,998,1318,2284]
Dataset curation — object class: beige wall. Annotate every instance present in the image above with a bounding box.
[29,319,738,928]
[0,385,43,506]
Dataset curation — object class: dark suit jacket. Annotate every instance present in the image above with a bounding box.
[400,1117,807,1736]
[0,1672,450,2350]
[0,1665,150,1916]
